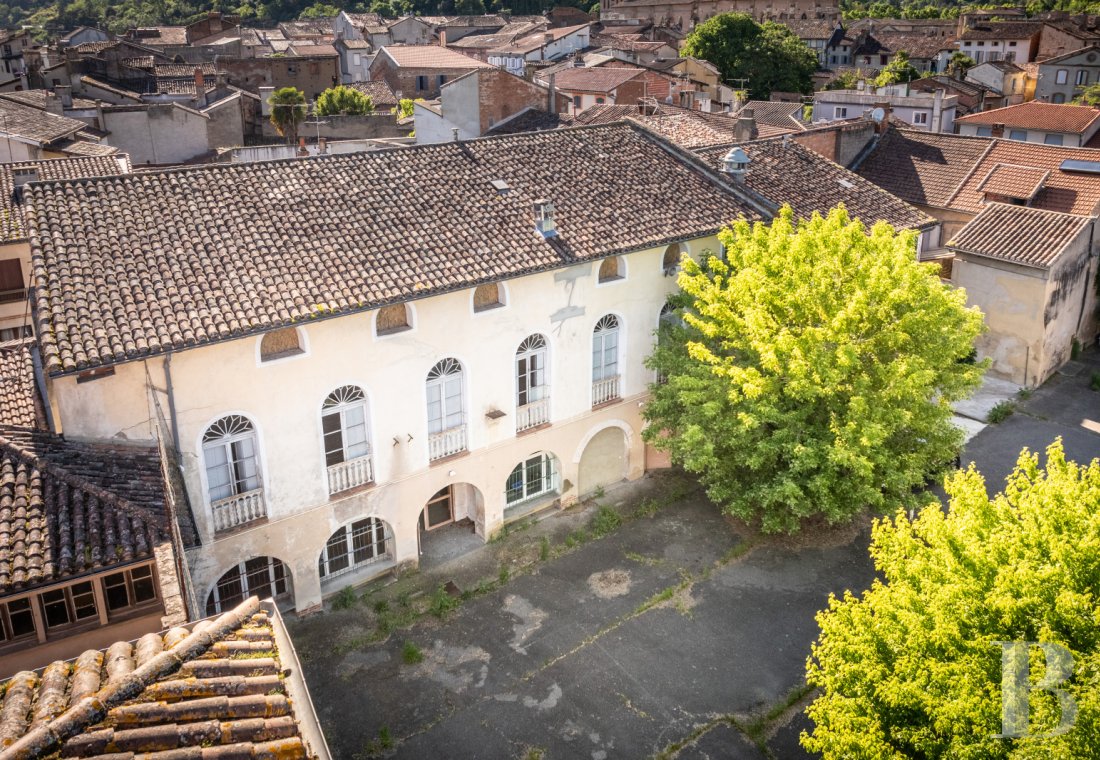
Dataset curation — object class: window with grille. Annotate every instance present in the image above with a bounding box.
[506,453,556,505]
[318,517,389,578]
[206,557,289,615]
[592,315,620,382]
[426,358,464,434]
[376,303,410,334]
[259,327,302,361]
[322,385,370,467]
[516,334,548,407]
[473,283,503,312]
[203,415,261,502]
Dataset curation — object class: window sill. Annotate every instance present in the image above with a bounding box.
[591,397,622,411]
[429,449,470,467]
[517,422,552,437]
[328,480,375,501]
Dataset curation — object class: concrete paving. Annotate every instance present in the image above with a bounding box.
[952,374,1020,422]
[287,352,1100,760]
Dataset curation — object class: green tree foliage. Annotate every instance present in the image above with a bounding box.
[804,439,1100,758]
[314,85,374,115]
[392,97,423,119]
[644,206,986,533]
[298,1,338,17]
[454,0,485,13]
[947,51,976,78]
[268,86,307,143]
[874,51,921,87]
[680,13,817,100]
[1075,81,1100,105]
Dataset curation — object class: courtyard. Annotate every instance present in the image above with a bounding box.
[289,354,1100,760]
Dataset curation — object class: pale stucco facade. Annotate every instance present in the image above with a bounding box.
[47,235,719,615]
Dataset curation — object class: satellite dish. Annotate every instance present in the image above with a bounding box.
[871,107,886,123]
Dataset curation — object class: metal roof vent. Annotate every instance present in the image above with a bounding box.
[721,146,750,182]
[533,199,557,238]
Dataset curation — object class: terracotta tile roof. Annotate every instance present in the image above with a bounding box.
[570,103,639,124]
[626,112,737,147]
[868,31,957,60]
[348,80,398,107]
[0,91,97,111]
[0,340,41,430]
[485,108,563,134]
[0,598,328,759]
[154,79,216,95]
[127,26,188,46]
[947,203,1092,268]
[949,139,1100,214]
[779,18,836,38]
[735,100,806,131]
[856,128,996,207]
[27,123,763,375]
[956,102,1100,134]
[69,41,117,54]
[0,428,168,595]
[695,136,934,231]
[0,99,86,146]
[152,62,218,77]
[959,21,1041,40]
[377,44,492,68]
[0,156,129,243]
[278,19,335,37]
[548,66,642,93]
[491,23,589,54]
[976,163,1049,200]
[54,140,121,158]
[77,76,143,102]
[287,42,339,56]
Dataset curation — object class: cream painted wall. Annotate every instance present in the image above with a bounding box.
[50,234,723,613]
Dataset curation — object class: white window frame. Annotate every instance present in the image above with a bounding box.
[426,358,465,435]
[318,517,390,580]
[516,333,549,408]
[201,414,263,505]
[505,452,557,506]
[912,111,929,125]
[321,385,371,468]
[1056,68,1068,84]
[834,106,847,119]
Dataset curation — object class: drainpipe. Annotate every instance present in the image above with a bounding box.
[163,352,182,454]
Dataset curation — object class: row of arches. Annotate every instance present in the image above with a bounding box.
[204,423,633,613]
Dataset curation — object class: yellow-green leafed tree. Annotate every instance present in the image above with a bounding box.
[805,439,1100,758]
[644,205,986,533]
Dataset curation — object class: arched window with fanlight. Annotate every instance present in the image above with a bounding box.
[322,385,373,494]
[202,415,265,532]
[427,358,466,460]
[516,334,549,431]
[592,315,621,406]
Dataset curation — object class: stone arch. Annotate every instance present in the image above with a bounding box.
[205,555,293,615]
[574,421,632,498]
[317,516,394,586]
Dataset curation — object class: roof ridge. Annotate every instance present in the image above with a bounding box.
[0,431,167,531]
[1,598,262,760]
[943,137,998,208]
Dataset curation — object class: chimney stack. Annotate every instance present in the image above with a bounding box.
[298,136,308,156]
[734,107,758,142]
[43,91,62,116]
[533,199,557,238]
[54,84,72,108]
[873,100,892,133]
[318,137,327,153]
[194,66,205,93]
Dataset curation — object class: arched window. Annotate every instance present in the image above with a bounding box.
[427,358,466,460]
[259,327,302,361]
[206,556,289,615]
[319,517,390,579]
[592,315,621,405]
[516,334,549,431]
[506,452,557,506]
[473,282,503,312]
[322,386,373,492]
[656,302,681,384]
[202,415,261,504]
[662,243,686,276]
[376,303,410,335]
[598,256,624,283]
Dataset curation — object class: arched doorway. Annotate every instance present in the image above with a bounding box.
[578,426,628,498]
[418,483,485,567]
[206,556,292,615]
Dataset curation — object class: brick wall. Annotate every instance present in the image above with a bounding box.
[369,55,485,99]
[475,68,569,132]
[794,120,876,167]
[221,55,340,101]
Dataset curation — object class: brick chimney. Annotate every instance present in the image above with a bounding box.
[873,100,892,134]
[734,107,758,142]
[194,66,205,94]
[992,122,1005,137]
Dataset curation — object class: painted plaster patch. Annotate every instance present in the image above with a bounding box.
[587,569,632,598]
[523,683,563,711]
[503,594,548,654]
[401,641,490,693]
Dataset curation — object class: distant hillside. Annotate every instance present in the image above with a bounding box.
[840,0,1100,20]
[9,0,591,38]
